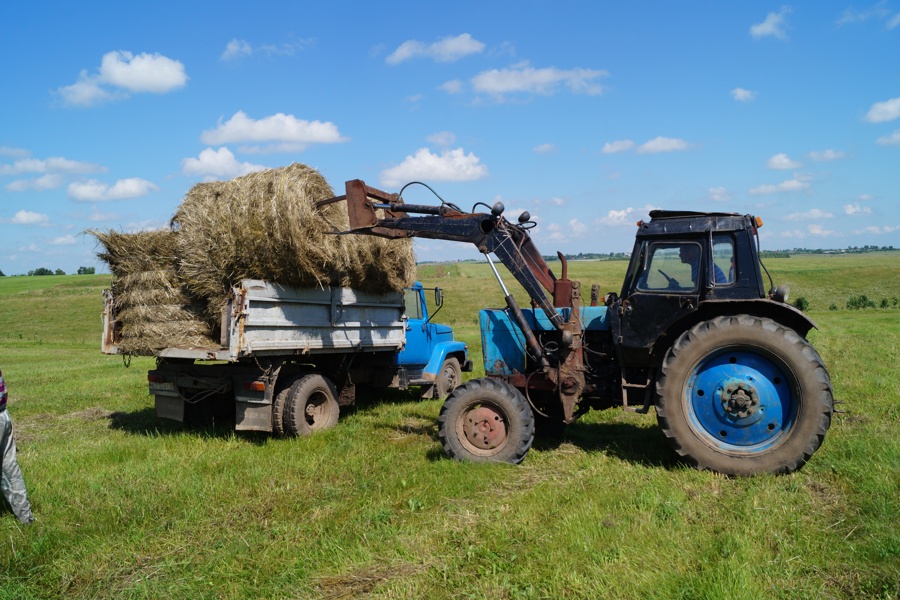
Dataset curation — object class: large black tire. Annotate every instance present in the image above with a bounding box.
[433,357,462,399]
[656,315,833,475]
[284,374,340,437]
[272,375,304,437]
[438,378,534,464]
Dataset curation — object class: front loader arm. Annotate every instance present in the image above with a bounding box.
[325,179,565,330]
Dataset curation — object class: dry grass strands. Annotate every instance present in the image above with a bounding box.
[92,164,415,355]
[172,164,415,313]
[91,229,217,354]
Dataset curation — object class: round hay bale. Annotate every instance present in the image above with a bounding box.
[172,163,416,310]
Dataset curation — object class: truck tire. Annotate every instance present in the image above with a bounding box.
[655,315,833,475]
[434,357,462,399]
[438,377,534,464]
[284,374,340,437]
[272,375,305,437]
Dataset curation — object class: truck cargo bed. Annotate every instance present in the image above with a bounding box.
[103,279,406,361]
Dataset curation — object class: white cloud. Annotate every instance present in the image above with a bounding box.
[386,33,485,64]
[0,156,105,175]
[379,147,488,188]
[750,7,791,40]
[6,210,49,225]
[5,174,66,192]
[222,39,253,61]
[767,153,802,169]
[221,38,312,61]
[200,111,347,152]
[844,202,873,215]
[749,174,812,195]
[709,187,732,202]
[181,147,267,180]
[546,218,590,241]
[58,51,188,106]
[438,79,464,94]
[838,4,891,25]
[68,177,158,202]
[533,143,556,154]
[0,146,29,158]
[637,137,689,154]
[866,96,900,122]
[99,51,187,93]
[427,131,457,147]
[876,128,900,145]
[807,223,836,236]
[595,208,637,226]
[471,63,607,98]
[785,209,833,221]
[49,235,78,246]
[548,197,566,206]
[731,87,757,101]
[809,149,846,161]
[856,225,899,234]
[602,140,635,154]
[889,13,900,28]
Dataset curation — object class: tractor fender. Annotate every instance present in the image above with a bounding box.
[421,341,470,381]
[650,299,817,363]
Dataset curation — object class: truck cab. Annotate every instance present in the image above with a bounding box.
[397,282,472,398]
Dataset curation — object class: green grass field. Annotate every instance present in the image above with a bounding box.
[0,254,898,599]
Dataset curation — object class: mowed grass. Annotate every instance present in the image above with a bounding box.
[0,254,898,599]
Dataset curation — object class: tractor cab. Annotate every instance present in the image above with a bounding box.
[610,211,771,366]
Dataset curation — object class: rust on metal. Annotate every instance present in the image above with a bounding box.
[463,405,507,450]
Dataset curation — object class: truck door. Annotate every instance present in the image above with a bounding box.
[397,286,432,367]
[615,240,701,364]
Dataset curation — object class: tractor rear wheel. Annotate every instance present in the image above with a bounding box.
[655,315,832,475]
[438,378,534,464]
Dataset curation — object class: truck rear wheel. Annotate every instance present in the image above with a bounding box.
[656,315,833,475]
[284,374,340,436]
[434,357,462,399]
[438,378,534,464]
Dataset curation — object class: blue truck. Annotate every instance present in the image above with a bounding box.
[102,279,471,435]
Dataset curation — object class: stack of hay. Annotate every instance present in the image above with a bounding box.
[92,229,215,353]
[93,163,416,355]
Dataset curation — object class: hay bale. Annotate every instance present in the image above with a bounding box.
[93,163,416,355]
[91,229,218,354]
[172,164,416,316]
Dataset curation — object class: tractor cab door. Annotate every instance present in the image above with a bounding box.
[613,240,702,365]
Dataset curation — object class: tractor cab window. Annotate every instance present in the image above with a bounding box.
[404,289,423,320]
[713,234,735,285]
[637,242,701,292]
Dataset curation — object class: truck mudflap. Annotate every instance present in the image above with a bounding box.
[421,341,471,381]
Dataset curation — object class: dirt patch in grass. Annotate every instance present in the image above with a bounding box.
[315,561,426,599]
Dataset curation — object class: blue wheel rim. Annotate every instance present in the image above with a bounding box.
[685,348,797,454]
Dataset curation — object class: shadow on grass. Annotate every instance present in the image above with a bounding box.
[537,421,679,469]
[106,407,269,445]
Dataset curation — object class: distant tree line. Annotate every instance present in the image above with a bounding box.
[0,266,96,277]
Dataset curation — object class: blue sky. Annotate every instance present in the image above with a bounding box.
[1,2,899,275]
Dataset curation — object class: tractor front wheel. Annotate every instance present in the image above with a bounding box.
[656,315,832,475]
[438,378,534,464]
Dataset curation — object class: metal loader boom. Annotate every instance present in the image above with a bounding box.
[320,179,589,421]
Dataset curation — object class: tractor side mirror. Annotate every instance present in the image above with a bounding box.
[434,287,444,308]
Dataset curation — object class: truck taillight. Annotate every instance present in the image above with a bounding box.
[148,374,165,383]
[244,381,266,392]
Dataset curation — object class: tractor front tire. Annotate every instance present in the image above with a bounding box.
[438,378,534,464]
[656,315,832,475]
